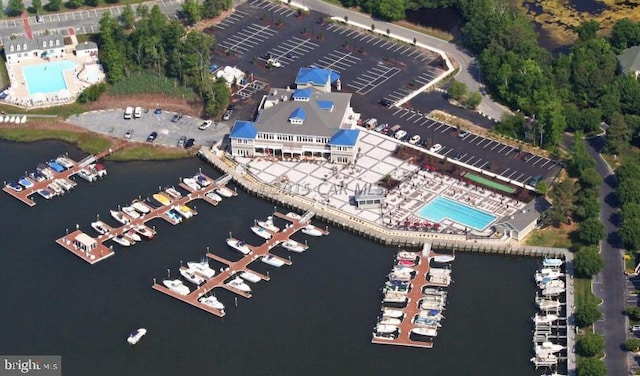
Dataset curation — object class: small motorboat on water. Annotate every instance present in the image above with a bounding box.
[393,265,415,274]
[301,224,323,236]
[179,267,206,285]
[410,327,438,338]
[194,173,211,187]
[29,171,46,182]
[88,163,107,178]
[152,193,172,206]
[374,324,398,334]
[536,298,561,311]
[175,205,195,219]
[215,186,235,198]
[542,285,566,297]
[381,308,404,318]
[535,269,564,282]
[261,254,285,267]
[163,279,190,295]
[123,229,142,243]
[378,317,401,326]
[226,277,251,293]
[6,181,23,192]
[55,156,75,169]
[535,341,565,354]
[91,221,110,235]
[54,178,74,191]
[372,330,398,340]
[47,159,66,173]
[37,189,53,199]
[281,239,307,253]
[110,210,131,225]
[530,352,558,367]
[226,238,251,255]
[164,209,183,223]
[112,235,132,247]
[47,182,64,196]
[76,169,97,182]
[187,259,216,279]
[397,259,416,267]
[133,225,155,239]
[533,314,559,325]
[122,206,141,219]
[164,186,182,199]
[205,191,222,203]
[383,291,408,304]
[182,177,201,191]
[422,287,447,297]
[240,271,261,283]
[285,212,302,221]
[388,271,413,281]
[144,196,162,209]
[18,176,34,189]
[36,164,55,179]
[127,328,147,345]
[396,251,418,261]
[538,279,565,290]
[251,225,272,240]
[542,258,563,267]
[199,295,225,311]
[257,216,280,232]
[413,316,442,327]
[131,201,151,214]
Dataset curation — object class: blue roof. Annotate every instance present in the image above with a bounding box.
[317,100,334,111]
[295,67,340,86]
[289,107,306,121]
[329,129,359,146]
[292,88,312,101]
[229,121,258,139]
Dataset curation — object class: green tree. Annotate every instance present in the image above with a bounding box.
[578,218,605,246]
[626,338,640,352]
[574,246,604,276]
[545,179,576,226]
[577,356,606,376]
[620,202,640,250]
[575,20,600,42]
[46,0,61,11]
[6,0,24,16]
[576,332,604,357]
[84,0,98,6]
[372,0,406,21]
[465,91,482,109]
[579,167,603,188]
[605,112,631,155]
[617,179,640,205]
[67,0,82,8]
[121,4,136,30]
[610,18,640,51]
[136,3,149,17]
[448,80,467,101]
[574,194,600,221]
[575,300,602,328]
[31,0,41,13]
[626,306,640,321]
[182,0,201,25]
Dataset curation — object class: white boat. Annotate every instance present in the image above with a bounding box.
[131,201,151,214]
[194,173,211,187]
[383,291,408,304]
[122,206,141,219]
[388,272,413,281]
[285,212,302,221]
[123,229,142,243]
[542,258,563,267]
[47,182,64,195]
[179,267,206,285]
[37,189,53,199]
[54,178,74,191]
[182,177,201,191]
[375,324,398,334]
[372,330,398,340]
[187,259,216,279]
[393,265,415,274]
[411,327,438,337]
[533,314,559,325]
[164,187,182,199]
[88,163,107,178]
[378,317,401,326]
[261,254,285,267]
[175,205,195,219]
[226,238,251,255]
[251,225,272,240]
[240,271,262,283]
[381,308,404,318]
[199,295,225,311]
[152,193,172,206]
[422,287,447,296]
[535,269,564,282]
[112,235,132,247]
[429,268,452,276]
[205,191,222,203]
[127,328,147,345]
[162,279,190,295]
[55,156,75,169]
[91,221,110,235]
[110,210,131,225]
[216,186,235,197]
[538,279,565,290]
[535,341,565,354]
[281,239,307,253]
[226,276,251,293]
[257,216,280,232]
[536,298,561,311]
[530,352,558,366]
[76,169,97,182]
[430,254,456,263]
[419,299,445,310]
[397,251,418,261]
[133,224,155,239]
[542,285,566,297]
[301,224,323,236]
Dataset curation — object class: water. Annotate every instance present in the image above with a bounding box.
[22,60,76,95]
[417,196,497,231]
[0,140,541,376]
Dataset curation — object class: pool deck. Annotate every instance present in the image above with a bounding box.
[416,196,497,232]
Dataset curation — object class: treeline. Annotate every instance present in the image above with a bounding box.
[97,4,231,117]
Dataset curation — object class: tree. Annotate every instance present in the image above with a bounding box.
[67,0,82,8]
[610,18,640,51]
[577,332,604,357]
[6,0,23,16]
[575,20,600,42]
[136,3,149,17]
[575,300,602,328]
[620,202,640,250]
[181,0,201,25]
[31,0,41,13]
[605,112,631,155]
[617,179,640,205]
[46,0,61,11]
[626,338,640,352]
[121,4,135,30]
[578,218,605,246]
[626,306,640,321]
[545,179,576,225]
[579,167,603,188]
[372,0,406,21]
[574,246,604,276]
[465,91,482,109]
[84,0,98,6]
[577,356,606,376]
[448,80,467,101]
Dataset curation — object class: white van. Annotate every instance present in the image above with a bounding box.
[124,107,134,120]
[134,107,142,119]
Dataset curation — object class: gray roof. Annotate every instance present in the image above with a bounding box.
[4,35,65,55]
[255,88,352,137]
[617,46,640,75]
[495,196,550,233]
[76,41,98,51]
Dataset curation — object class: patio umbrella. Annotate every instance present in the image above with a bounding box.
[403,219,410,228]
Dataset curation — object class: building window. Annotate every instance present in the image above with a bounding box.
[55,40,60,46]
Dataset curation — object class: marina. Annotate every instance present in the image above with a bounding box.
[152,210,328,317]
[55,172,234,265]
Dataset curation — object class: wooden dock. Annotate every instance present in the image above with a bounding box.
[55,173,233,265]
[3,142,127,207]
[152,210,326,317]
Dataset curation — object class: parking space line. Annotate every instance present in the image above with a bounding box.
[547,163,558,170]
[539,160,551,168]
[440,148,452,157]
[497,145,508,153]
[433,123,445,132]
[472,159,485,167]
[440,125,450,133]
[513,173,525,182]
[490,143,501,151]
[464,156,475,165]
[468,135,479,143]
[474,137,485,145]
[504,147,515,155]
[393,108,404,116]
[501,168,510,175]
[531,157,544,166]
[505,171,518,179]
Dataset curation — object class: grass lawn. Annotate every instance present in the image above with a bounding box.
[0,127,112,154]
[524,226,573,249]
[109,145,191,161]
[108,70,198,100]
[602,144,640,171]
[575,277,601,307]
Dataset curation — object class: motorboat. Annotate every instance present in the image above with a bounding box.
[164,186,182,199]
[36,164,55,179]
[301,224,323,236]
[413,316,442,327]
[430,253,456,263]
[388,272,413,282]
[251,225,272,240]
[536,298,561,311]
[131,200,151,214]
[18,176,34,189]
[240,271,262,283]
[110,210,131,225]
[29,171,46,182]
[417,308,444,318]
[123,229,142,243]
[535,269,564,282]
[175,205,195,219]
[285,212,302,221]
[386,279,410,289]
[199,295,225,311]
[127,328,147,345]
[385,281,410,293]
[383,291,408,305]
[162,279,190,295]
[226,276,252,293]
[122,206,141,219]
[378,317,401,326]
[187,259,216,279]
[215,185,235,198]
[133,224,155,239]
[144,196,163,209]
[112,235,132,247]
[381,308,404,319]
[179,267,206,285]
[397,259,416,267]
[533,314,559,325]
[182,177,201,191]
[542,258,563,267]
[419,299,445,311]
[205,191,222,203]
[194,173,211,187]
[538,279,565,290]
[535,341,565,354]
[89,163,107,178]
[393,265,415,275]
[281,239,307,253]
[397,251,419,261]
[5,181,23,192]
[165,209,183,223]
[37,189,53,199]
[54,178,74,191]
[47,159,66,172]
[152,193,172,206]
[47,182,64,195]
[542,285,566,297]
[530,352,558,367]
[257,216,280,232]
[428,274,452,286]
[372,330,398,340]
[76,169,97,182]
[261,254,285,267]
[429,268,452,276]
[374,324,398,334]
[410,327,438,338]
[226,238,251,255]
[91,221,110,235]
[422,287,447,296]
[55,156,75,169]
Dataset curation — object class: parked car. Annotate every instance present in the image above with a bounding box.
[409,135,421,145]
[154,108,162,114]
[171,113,183,123]
[199,120,213,130]
[394,130,407,140]
[146,131,158,142]
[177,136,186,148]
[266,58,282,68]
[631,325,640,332]
[227,104,237,111]
[379,98,393,107]
[429,144,443,153]
[374,123,387,133]
[222,109,233,121]
[458,130,469,139]
[452,150,463,160]
[185,138,195,149]
[124,129,133,139]
[529,175,543,186]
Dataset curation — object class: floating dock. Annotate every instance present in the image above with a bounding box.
[153,210,328,317]
[55,173,234,265]
[3,143,126,206]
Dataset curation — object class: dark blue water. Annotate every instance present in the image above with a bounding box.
[0,140,540,375]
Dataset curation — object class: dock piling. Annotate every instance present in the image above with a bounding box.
[75,224,79,230]
[167,268,170,278]
[235,297,238,307]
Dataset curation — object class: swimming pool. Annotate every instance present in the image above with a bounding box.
[22,60,77,95]
[416,196,497,231]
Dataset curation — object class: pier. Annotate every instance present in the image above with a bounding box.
[3,142,126,207]
[152,210,327,317]
[55,172,234,265]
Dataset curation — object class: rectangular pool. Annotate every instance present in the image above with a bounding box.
[416,196,497,231]
[22,60,77,96]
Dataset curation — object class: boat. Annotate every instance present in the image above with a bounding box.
[164,186,182,199]
[29,171,46,182]
[110,210,131,225]
[393,265,415,274]
[388,272,413,281]
[162,279,190,295]
[281,239,307,253]
[374,324,398,334]
[535,269,564,282]
[215,185,235,198]
[397,259,416,267]
[123,229,142,243]
[428,274,452,286]
[5,181,23,192]
[18,176,34,189]
[251,225,272,240]
[261,254,285,267]
[226,276,252,293]
[122,206,141,219]
[89,163,107,178]
[240,271,262,283]
[372,330,398,340]
[386,280,410,289]
[91,221,110,235]
[199,295,225,311]
[422,287,447,296]
[429,268,452,276]
[538,279,565,290]
[127,328,147,345]
[194,173,211,187]
[381,308,404,318]
[47,182,64,195]
[76,169,97,182]
[175,205,195,219]
[542,258,563,267]
[133,224,155,239]
[131,201,151,214]
[417,308,444,318]
[535,341,565,354]
[47,159,66,172]
[55,156,75,169]
[182,177,201,191]
[165,209,183,223]
[397,251,418,261]
[430,253,456,263]
[410,327,438,338]
[419,299,445,310]
[413,316,442,327]
[54,178,74,191]
[205,191,222,203]
[536,298,561,311]
[36,164,55,179]
[144,196,163,209]
[301,224,323,236]
[383,291,408,305]
[530,352,558,367]
[542,285,566,297]
[179,267,206,285]
[187,259,216,279]
[533,314,559,325]
[378,317,401,326]
[226,238,251,255]
[257,216,280,232]
[112,235,132,247]
[285,212,302,221]
[152,193,172,206]
[37,189,53,199]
